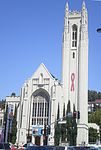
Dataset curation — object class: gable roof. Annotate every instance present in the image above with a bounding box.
[31,63,58,80]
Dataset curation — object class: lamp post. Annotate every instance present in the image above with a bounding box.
[97,28,101,33]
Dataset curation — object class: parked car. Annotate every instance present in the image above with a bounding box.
[39,146,55,150]
[0,143,10,150]
[73,146,91,150]
[21,143,34,150]
[11,144,17,150]
[54,146,68,150]
[26,145,39,150]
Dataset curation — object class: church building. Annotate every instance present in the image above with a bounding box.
[6,1,88,146]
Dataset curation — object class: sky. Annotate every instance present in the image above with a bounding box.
[0,0,101,100]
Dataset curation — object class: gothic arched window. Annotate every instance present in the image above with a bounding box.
[32,95,49,126]
[72,24,77,48]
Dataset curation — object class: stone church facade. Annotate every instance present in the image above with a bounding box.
[6,1,88,146]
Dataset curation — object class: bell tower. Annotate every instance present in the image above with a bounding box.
[62,1,88,145]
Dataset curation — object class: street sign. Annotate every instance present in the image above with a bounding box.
[58,120,66,124]
[67,112,72,117]
[32,125,43,136]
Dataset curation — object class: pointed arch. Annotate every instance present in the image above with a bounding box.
[31,88,50,126]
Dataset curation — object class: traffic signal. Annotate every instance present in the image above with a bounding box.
[33,130,35,134]
[32,129,38,135]
[47,126,51,135]
[73,111,77,118]
[77,111,80,119]
[44,125,46,135]
[41,129,43,135]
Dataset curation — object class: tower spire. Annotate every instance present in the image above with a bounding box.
[64,1,69,27]
[82,1,86,10]
[65,1,69,14]
[81,1,87,25]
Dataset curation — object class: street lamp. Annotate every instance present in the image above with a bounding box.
[97,28,101,33]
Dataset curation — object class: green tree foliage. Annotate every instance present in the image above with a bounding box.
[89,127,99,144]
[55,101,77,146]
[4,104,8,142]
[66,100,74,145]
[88,90,101,102]
[11,106,17,144]
[54,103,61,145]
[66,100,71,114]
[66,102,77,146]
[89,109,101,124]
[97,92,101,99]
[61,103,66,142]
[63,103,65,118]
[71,104,77,146]
[11,93,16,97]
[89,109,101,142]
[0,100,5,110]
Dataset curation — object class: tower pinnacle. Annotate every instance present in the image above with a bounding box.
[82,1,86,10]
[64,1,69,27]
[65,1,69,13]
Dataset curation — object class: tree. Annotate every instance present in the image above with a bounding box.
[88,109,101,142]
[71,104,77,145]
[88,90,101,102]
[61,103,66,142]
[89,109,101,125]
[89,127,99,144]
[97,92,101,99]
[0,100,5,110]
[11,106,17,144]
[11,93,16,97]
[66,100,72,145]
[66,101,77,146]
[54,103,61,145]
[4,104,8,142]
[88,90,98,102]
[66,100,71,115]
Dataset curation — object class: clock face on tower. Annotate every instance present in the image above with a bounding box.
[71,73,75,91]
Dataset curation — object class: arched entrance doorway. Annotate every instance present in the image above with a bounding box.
[31,88,50,145]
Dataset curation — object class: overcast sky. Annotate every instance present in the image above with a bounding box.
[0,0,101,100]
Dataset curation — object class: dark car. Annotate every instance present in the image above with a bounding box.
[0,143,10,150]
[39,146,55,150]
[26,146,39,150]
[73,146,91,150]
[54,146,65,150]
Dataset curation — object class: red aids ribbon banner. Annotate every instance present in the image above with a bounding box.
[71,73,75,91]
